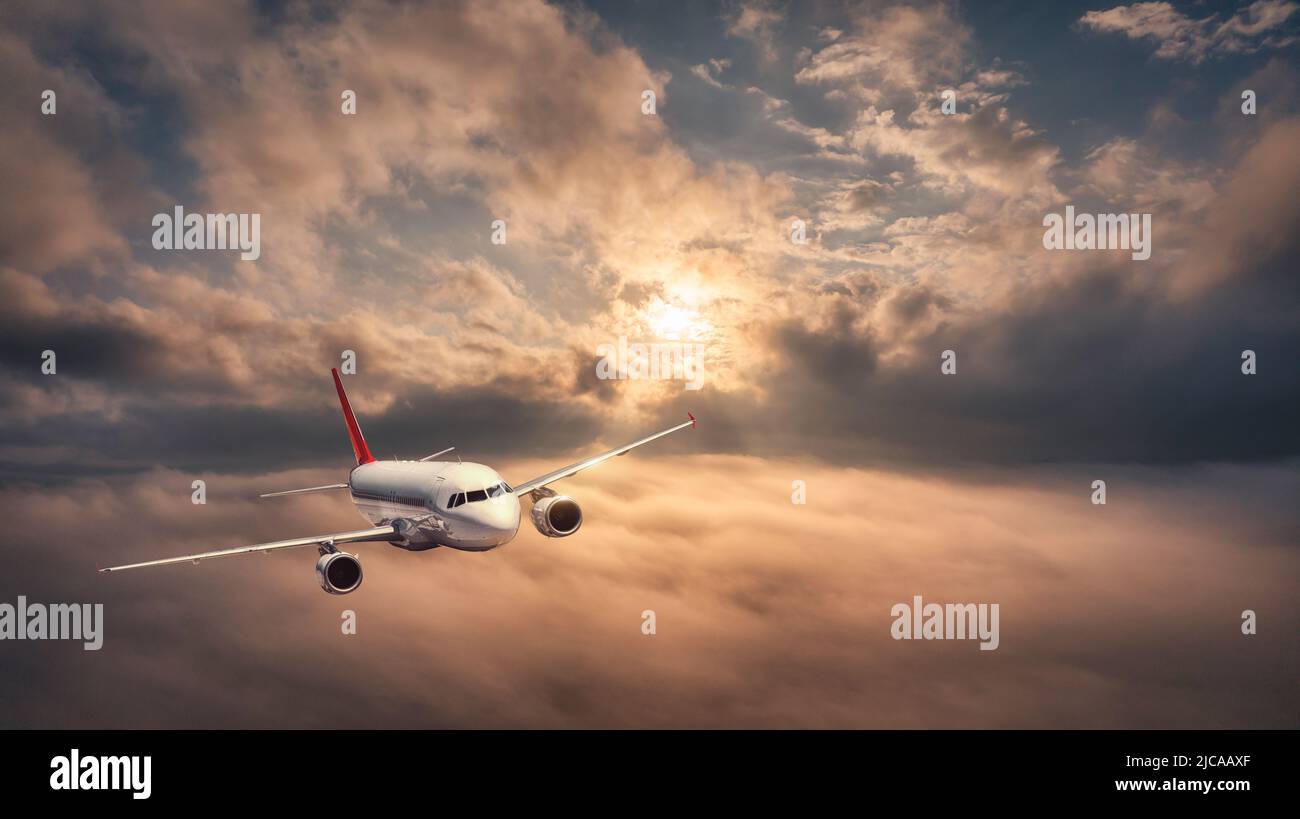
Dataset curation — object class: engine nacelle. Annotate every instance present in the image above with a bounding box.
[315,551,363,594]
[530,495,583,537]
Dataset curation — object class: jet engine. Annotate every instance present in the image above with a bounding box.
[530,495,583,537]
[315,551,363,594]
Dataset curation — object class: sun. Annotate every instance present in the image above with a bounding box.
[644,294,713,341]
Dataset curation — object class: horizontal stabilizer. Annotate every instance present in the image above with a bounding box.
[259,483,351,499]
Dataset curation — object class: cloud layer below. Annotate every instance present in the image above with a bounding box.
[2,457,1295,728]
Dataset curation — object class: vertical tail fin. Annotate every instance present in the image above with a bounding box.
[331,368,375,465]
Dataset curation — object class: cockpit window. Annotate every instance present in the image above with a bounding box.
[448,483,513,508]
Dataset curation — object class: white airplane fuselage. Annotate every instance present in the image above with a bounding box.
[349,459,521,551]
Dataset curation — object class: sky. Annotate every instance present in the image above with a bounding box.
[0,0,1297,728]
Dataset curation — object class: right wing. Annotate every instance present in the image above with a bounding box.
[98,525,399,573]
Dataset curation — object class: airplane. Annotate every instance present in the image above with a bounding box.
[100,368,696,594]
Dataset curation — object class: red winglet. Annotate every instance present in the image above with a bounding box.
[332,368,375,465]
[687,411,696,429]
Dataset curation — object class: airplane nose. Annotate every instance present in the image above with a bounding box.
[470,495,520,534]
[491,496,521,528]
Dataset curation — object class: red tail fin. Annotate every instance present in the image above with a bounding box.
[331,368,375,465]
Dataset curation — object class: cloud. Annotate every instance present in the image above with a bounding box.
[1079,1,1299,63]
[0,0,792,435]
[1,457,1295,728]
[2,454,1289,733]
[691,58,732,89]
[726,1,785,65]
[759,2,1059,254]
[845,101,1060,202]
[3,0,1298,478]
[794,4,969,100]
[0,33,138,272]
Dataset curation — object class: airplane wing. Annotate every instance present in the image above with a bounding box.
[98,525,399,573]
[512,413,695,498]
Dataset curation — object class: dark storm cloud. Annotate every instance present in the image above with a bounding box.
[758,251,1300,466]
[0,378,605,480]
[0,304,169,383]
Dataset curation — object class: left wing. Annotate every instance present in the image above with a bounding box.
[512,413,695,497]
[98,525,399,573]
